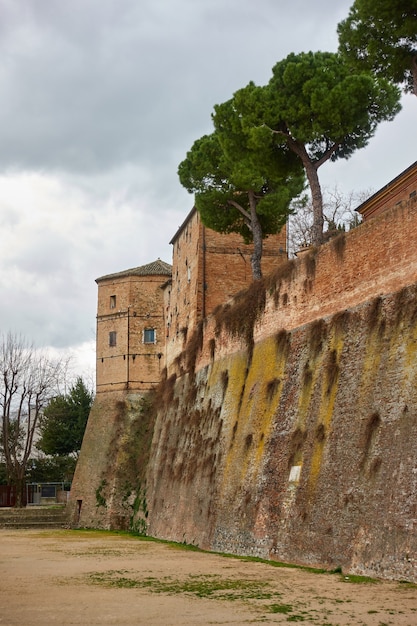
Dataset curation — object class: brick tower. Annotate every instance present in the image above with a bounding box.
[95,259,172,393]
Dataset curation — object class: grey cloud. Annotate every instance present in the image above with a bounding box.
[0,0,352,175]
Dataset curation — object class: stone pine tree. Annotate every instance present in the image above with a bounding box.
[0,333,65,507]
[178,96,305,280]
[233,51,401,245]
[338,0,417,97]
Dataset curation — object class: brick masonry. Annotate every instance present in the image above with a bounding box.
[70,171,417,582]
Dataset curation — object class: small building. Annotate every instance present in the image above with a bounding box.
[357,160,417,221]
[95,259,172,393]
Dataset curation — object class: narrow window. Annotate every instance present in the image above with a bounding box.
[109,331,117,347]
[143,328,156,344]
[110,295,116,309]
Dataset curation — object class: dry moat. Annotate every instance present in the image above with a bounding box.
[1,529,416,625]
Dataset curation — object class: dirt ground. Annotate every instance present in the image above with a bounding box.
[0,529,416,625]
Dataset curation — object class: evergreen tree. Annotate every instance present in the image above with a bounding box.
[338,0,417,96]
[234,51,401,244]
[38,377,93,458]
[178,96,305,279]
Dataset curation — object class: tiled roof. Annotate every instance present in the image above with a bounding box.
[96,259,172,282]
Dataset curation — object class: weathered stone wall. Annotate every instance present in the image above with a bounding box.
[146,287,417,581]
[69,390,154,532]
[71,196,417,582]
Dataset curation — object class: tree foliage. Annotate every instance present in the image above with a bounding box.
[37,377,93,458]
[338,0,417,96]
[26,455,76,484]
[0,333,66,506]
[178,94,305,279]
[234,51,401,244]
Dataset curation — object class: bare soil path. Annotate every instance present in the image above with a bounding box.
[0,529,416,625]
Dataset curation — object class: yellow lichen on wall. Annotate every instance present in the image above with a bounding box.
[358,301,384,404]
[307,322,345,495]
[215,335,288,515]
[216,350,250,497]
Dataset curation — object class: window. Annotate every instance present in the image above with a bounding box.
[109,331,117,347]
[110,295,116,309]
[143,328,156,344]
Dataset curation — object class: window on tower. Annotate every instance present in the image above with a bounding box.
[143,328,156,344]
[109,331,117,347]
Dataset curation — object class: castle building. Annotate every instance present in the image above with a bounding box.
[95,208,287,392]
[95,259,172,393]
[94,162,417,394]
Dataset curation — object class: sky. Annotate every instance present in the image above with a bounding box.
[0,0,416,380]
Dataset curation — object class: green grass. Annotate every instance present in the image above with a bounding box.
[268,603,293,614]
[341,574,378,584]
[68,528,387,585]
[88,570,274,601]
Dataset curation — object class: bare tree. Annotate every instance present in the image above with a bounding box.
[288,187,372,257]
[0,333,67,507]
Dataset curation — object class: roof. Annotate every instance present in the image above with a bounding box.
[356,160,417,218]
[169,206,197,244]
[96,259,172,283]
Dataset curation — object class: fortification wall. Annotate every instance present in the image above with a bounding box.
[69,390,154,531]
[147,286,417,581]
[70,195,417,581]
[177,196,417,374]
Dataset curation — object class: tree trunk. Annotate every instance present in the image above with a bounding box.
[248,191,263,280]
[282,135,325,246]
[303,160,324,246]
[13,475,26,508]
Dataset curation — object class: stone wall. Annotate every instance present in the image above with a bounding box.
[69,390,153,531]
[146,286,417,581]
[70,195,417,581]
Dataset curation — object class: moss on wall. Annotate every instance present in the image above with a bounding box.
[145,284,417,582]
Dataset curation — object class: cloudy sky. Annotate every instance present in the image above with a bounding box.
[1,0,416,378]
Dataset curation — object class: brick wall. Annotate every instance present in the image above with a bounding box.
[96,274,167,392]
[71,187,417,582]
[166,208,287,367]
[189,196,417,372]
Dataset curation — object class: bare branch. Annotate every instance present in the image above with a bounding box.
[0,332,68,506]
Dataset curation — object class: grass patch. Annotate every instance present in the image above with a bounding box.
[341,574,378,584]
[398,580,417,589]
[88,571,273,601]
[268,603,293,614]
